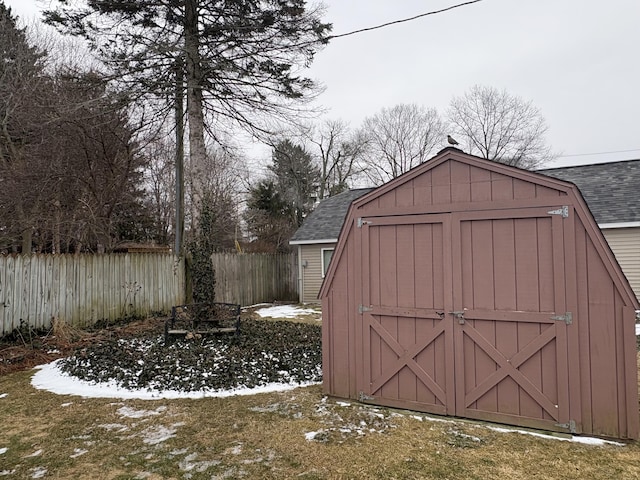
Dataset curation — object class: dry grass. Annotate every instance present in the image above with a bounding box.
[1,366,640,479]
[1,315,638,479]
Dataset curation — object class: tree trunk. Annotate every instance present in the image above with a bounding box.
[184,0,207,232]
[174,56,185,255]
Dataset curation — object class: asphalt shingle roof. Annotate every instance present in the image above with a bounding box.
[290,188,374,243]
[539,159,640,224]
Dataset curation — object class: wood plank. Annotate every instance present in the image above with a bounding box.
[514,218,540,311]
[471,220,494,311]
[450,161,471,203]
[492,219,516,311]
[585,238,618,435]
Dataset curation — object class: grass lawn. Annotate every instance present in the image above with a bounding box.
[1,311,639,479]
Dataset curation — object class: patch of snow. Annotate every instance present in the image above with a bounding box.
[636,323,640,335]
[31,360,319,400]
[0,471,15,476]
[255,305,318,319]
[0,448,7,455]
[486,426,624,446]
[449,429,482,442]
[70,448,88,458]
[170,448,189,456]
[30,467,47,479]
[0,393,7,399]
[225,444,243,455]
[24,449,42,458]
[117,406,166,418]
[98,423,129,432]
[141,424,181,445]
[304,431,323,441]
[60,402,73,407]
[336,401,351,407]
[178,452,221,472]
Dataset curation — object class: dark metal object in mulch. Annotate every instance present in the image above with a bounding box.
[165,302,241,343]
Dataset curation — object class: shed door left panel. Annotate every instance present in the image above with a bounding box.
[360,215,455,415]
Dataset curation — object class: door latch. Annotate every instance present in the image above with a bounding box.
[449,311,465,324]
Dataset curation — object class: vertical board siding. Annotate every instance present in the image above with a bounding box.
[0,254,185,337]
[211,253,298,307]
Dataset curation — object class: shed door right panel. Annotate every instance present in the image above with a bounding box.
[451,209,573,432]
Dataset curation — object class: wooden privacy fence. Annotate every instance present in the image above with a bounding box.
[211,252,298,306]
[0,253,185,337]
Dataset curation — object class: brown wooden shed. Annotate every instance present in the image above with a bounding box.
[319,148,640,439]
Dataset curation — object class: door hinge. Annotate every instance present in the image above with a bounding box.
[547,206,569,218]
[555,419,577,434]
[358,391,375,402]
[357,217,372,228]
[358,304,373,314]
[551,312,572,325]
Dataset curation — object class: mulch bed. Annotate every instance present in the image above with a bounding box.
[1,312,323,394]
[0,316,164,376]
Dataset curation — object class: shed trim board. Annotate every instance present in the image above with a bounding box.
[320,148,639,439]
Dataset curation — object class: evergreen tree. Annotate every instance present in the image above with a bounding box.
[269,139,319,227]
[244,179,295,252]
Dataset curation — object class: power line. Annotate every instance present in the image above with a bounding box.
[557,148,640,158]
[329,0,486,40]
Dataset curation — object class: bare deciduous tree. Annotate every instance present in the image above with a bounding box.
[144,134,176,245]
[447,85,553,169]
[303,119,368,199]
[361,103,445,185]
[186,143,245,251]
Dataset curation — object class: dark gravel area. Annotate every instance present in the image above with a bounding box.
[58,319,322,393]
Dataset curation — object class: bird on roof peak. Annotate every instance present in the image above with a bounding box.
[447,135,459,146]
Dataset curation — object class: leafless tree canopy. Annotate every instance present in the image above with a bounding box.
[362,103,445,185]
[447,85,553,169]
[302,119,369,199]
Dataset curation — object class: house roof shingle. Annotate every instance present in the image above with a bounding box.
[290,188,374,243]
[539,159,640,224]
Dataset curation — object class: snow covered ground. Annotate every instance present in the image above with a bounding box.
[32,304,321,400]
[253,304,320,319]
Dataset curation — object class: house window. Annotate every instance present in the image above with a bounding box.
[321,248,334,277]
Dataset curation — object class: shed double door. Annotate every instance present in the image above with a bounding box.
[358,207,576,433]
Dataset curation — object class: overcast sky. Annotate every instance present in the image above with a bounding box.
[6,0,640,168]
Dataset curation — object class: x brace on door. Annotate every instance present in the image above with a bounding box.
[461,323,560,420]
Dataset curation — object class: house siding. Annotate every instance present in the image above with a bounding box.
[602,227,640,300]
[300,243,335,303]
